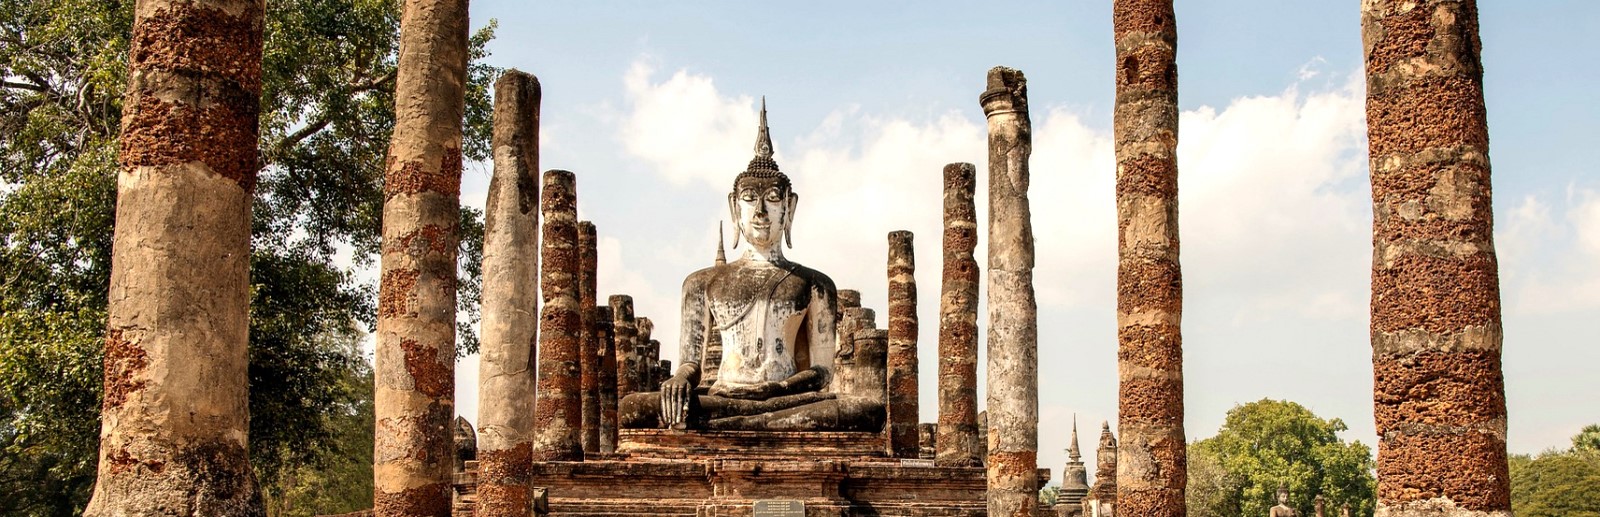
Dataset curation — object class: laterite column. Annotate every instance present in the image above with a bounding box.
[887,231,920,458]
[578,221,600,454]
[1363,1,1511,515]
[936,162,982,468]
[531,170,581,461]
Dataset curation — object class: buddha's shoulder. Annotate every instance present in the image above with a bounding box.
[780,261,836,293]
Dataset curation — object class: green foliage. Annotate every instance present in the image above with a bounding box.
[1509,426,1600,517]
[0,0,498,513]
[1187,399,1376,517]
[1039,484,1059,506]
[1574,424,1600,453]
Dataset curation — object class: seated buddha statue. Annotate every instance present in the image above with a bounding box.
[618,103,885,432]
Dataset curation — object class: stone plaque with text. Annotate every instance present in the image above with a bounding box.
[753,499,805,517]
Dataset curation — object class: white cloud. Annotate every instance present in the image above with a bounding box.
[620,60,760,189]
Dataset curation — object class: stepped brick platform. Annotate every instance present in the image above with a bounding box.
[452,430,1052,516]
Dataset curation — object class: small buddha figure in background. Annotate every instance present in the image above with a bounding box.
[1270,483,1298,517]
[618,101,884,432]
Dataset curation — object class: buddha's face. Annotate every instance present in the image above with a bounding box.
[729,176,795,252]
[1278,491,1289,505]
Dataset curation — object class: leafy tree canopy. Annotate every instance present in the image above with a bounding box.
[1509,426,1600,517]
[0,0,497,514]
[1187,399,1376,517]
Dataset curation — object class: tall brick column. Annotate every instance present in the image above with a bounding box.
[370,0,470,513]
[887,231,921,458]
[595,306,619,453]
[936,162,983,468]
[578,222,600,455]
[980,66,1039,516]
[1112,1,1187,515]
[86,1,267,513]
[1362,2,1511,515]
[474,70,540,517]
[531,169,581,461]
[610,295,640,399]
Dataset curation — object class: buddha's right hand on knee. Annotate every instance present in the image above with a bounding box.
[661,374,693,427]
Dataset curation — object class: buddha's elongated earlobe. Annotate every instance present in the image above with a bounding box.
[728,192,742,249]
[784,193,798,248]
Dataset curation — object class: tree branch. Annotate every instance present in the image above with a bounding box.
[1,80,49,93]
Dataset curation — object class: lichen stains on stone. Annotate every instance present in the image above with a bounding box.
[400,339,453,398]
[119,91,261,191]
[130,2,265,92]
[102,329,148,410]
[384,147,464,199]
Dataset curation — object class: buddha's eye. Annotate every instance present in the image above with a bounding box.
[765,190,782,202]
[741,191,758,202]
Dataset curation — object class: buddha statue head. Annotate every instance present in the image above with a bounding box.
[728,98,797,256]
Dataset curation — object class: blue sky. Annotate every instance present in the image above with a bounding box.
[443,1,1600,480]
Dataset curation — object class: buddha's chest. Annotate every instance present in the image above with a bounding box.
[705,267,812,322]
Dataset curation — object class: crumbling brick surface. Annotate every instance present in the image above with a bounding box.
[1115,44,1177,93]
[374,482,451,516]
[1366,76,1488,157]
[1118,377,1184,427]
[1116,324,1182,373]
[937,164,979,470]
[1118,488,1184,515]
[120,91,261,190]
[101,329,148,410]
[1116,259,1182,314]
[1116,156,1178,199]
[1364,1,1481,79]
[384,148,464,199]
[1373,348,1505,428]
[1111,0,1176,40]
[400,339,453,399]
[1371,253,1500,333]
[476,443,532,517]
[377,270,420,320]
[1377,429,1510,509]
[388,224,459,256]
[130,2,264,92]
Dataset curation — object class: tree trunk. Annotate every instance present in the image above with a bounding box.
[1362,1,1511,515]
[86,1,267,514]
[475,69,539,517]
[1112,1,1186,515]
[373,0,469,513]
